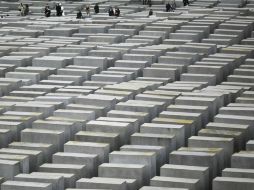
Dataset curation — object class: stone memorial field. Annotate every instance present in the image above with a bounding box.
[0,0,253,189]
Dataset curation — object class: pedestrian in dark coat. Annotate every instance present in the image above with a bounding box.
[94,3,99,14]
[108,7,114,16]
[76,10,82,19]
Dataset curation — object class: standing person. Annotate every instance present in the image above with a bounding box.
[166,2,171,12]
[44,4,51,17]
[18,3,25,16]
[24,4,29,16]
[56,3,62,16]
[148,9,153,16]
[143,0,147,5]
[76,10,82,19]
[114,7,120,17]
[108,7,114,16]
[94,3,99,14]
[85,5,90,16]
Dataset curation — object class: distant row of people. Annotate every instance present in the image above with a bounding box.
[21,1,188,18]
[46,3,118,19]
[18,3,29,16]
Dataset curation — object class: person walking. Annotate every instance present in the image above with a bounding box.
[94,3,99,14]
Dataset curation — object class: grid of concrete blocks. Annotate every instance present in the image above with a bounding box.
[0,0,254,189]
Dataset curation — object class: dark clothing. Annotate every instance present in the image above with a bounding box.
[143,0,147,5]
[148,9,153,16]
[76,11,82,19]
[115,8,120,17]
[108,8,114,16]
[94,4,99,14]
[45,6,51,17]
[24,5,29,16]
[166,3,171,12]
[183,0,189,6]
[56,4,62,16]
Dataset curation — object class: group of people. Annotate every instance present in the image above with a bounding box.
[165,1,176,12]
[43,3,63,17]
[18,3,29,16]
[77,5,120,18]
[76,4,100,19]
[108,7,120,17]
[44,2,120,19]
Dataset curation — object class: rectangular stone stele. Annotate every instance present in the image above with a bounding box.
[139,187,188,190]
[1,181,52,190]
[222,168,254,179]
[98,163,147,188]
[0,159,20,180]
[38,163,87,179]
[76,177,128,190]
[64,141,110,164]
[150,176,201,190]
[75,131,120,151]
[231,151,254,169]
[21,128,65,152]
[169,150,218,180]
[160,164,209,190]
[213,177,254,190]
[109,151,156,183]
[120,144,166,175]
[14,173,64,190]
[30,172,76,189]
[52,152,98,177]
